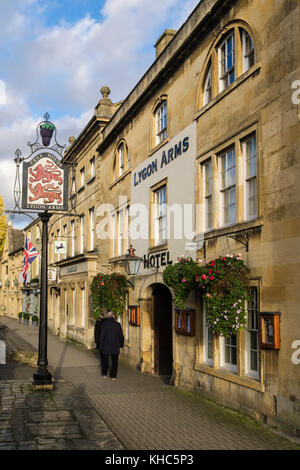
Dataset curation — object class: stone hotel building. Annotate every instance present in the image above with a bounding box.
[2,0,299,438]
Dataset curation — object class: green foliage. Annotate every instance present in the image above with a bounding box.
[197,255,250,336]
[89,272,128,319]
[23,312,30,320]
[162,257,202,310]
[0,194,7,255]
[18,312,23,318]
[32,315,38,322]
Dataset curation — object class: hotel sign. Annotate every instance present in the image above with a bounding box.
[143,250,173,270]
[22,152,69,211]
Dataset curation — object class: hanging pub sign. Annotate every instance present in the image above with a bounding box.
[22,152,69,211]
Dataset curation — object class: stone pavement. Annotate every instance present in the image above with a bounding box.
[0,315,299,451]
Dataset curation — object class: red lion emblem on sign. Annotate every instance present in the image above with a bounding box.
[29,183,62,204]
[29,160,63,185]
[28,159,64,205]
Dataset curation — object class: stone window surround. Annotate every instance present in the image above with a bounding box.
[197,21,259,110]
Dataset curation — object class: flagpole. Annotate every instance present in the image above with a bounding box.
[33,210,53,389]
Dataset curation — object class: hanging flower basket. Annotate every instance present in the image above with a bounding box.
[196,255,250,337]
[40,123,55,146]
[89,272,128,319]
[162,254,251,337]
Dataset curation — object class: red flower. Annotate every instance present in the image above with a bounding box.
[210,260,215,266]
[208,269,212,274]
[209,276,214,280]
[201,274,207,280]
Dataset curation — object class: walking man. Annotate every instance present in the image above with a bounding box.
[94,313,107,376]
[99,311,124,380]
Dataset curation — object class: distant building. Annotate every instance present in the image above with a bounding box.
[0,222,24,317]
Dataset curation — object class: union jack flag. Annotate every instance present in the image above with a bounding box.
[23,236,39,285]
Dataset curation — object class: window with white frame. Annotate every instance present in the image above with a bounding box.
[199,24,256,110]
[57,228,61,261]
[244,134,257,219]
[118,143,124,177]
[80,167,85,188]
[113,142,130,181]
[89,207,95,251]
[242,29,255,72]
[245,286,260,379]
[203,302,213,365]
[155,100,167,146]
[90,156,95,179]
[221,334,238,373]
[203,159,213,230]
[81,287,85,328]
[220,147,236,225]
[79,216,84,254]
[203,64,212,106]
[154,184,167,246]
[72,288,76,325]
[219,32,235,91]
[71,220,75,257]
[118,208,124,256]
[63,224,67,259]
[111,206,129,257]
[111,213,116,258]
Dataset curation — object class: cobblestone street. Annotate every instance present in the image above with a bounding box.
[0,316,299,451]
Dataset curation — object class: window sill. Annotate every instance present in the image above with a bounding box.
[87,176,95,185]
[199,217,263,242]
[194,362,265,392]
[148,138,170,157]
[110,169,131,189]
[148,243,168,253]
[194,62,261,121]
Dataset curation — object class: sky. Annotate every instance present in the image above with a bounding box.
[0,0,200,229]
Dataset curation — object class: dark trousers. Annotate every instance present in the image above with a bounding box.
[102,353,119,378]
[99,350,104,375]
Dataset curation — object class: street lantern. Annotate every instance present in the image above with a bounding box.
[124,245,142,278]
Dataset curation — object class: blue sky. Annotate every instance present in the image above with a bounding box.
[0,0,200,228]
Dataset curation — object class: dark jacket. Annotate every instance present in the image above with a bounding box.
[94,318,107,350]
[99,318,124,355]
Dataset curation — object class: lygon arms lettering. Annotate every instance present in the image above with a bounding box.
[133,136,189,186]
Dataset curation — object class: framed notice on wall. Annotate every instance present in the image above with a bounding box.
[259,312,280,349]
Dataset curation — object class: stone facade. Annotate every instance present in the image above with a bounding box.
[2,0,300,438]
[93,0,300,437]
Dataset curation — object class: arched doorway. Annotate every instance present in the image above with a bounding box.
[153,284,173,375]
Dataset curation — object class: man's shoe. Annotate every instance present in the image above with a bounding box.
[111,378,116,381]
[101,375,108,378]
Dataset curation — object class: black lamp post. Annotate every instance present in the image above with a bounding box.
[33,211,52,388]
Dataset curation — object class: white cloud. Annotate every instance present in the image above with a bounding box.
[0,0,200,227]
